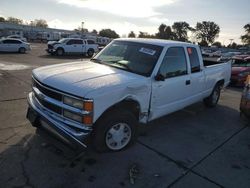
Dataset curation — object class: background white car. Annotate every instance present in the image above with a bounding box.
[0,38,31,53]
[46,38,99,57]
[7,35,27,42]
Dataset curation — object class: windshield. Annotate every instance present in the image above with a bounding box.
[92,41,163,76]
[232,59,250,67]
[58,38,68,43]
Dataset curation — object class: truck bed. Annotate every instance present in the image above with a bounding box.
[203,58,224,67]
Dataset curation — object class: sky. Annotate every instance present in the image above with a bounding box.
[0,0,249,45]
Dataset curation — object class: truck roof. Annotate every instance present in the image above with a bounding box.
[115,38,197,47]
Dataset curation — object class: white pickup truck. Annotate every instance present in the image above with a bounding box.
[46,38,98,57]
[27,38,231,152]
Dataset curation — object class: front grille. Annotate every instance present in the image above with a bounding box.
[33,78,63,115]
[35,92,62,114]
[48,44,53,49]
[33,79,62,101]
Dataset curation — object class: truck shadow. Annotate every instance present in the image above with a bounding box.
[0,103,248,188]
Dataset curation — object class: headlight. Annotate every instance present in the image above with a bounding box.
[63,96,83,109]
[238,72,250,77]
[63,110,82,123]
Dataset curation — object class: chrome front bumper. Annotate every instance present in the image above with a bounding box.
[27,92,91,149]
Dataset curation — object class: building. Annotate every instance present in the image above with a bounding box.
[0,22,112,45]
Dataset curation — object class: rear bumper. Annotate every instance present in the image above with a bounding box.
[27,92,91,150]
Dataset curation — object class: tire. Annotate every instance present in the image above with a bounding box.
[92,110,138,152]
[56,48,64,56]
[19,47,26,54]
[87,49,94,57]
[204,84,221,107]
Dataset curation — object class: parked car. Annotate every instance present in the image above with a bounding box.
[218,52,242,62]
[7,35,27,42]
[0,38,31,53]
[46,38,98,57]
[202,49,214,57]
[231,55,250,86]
[27,38,231,152]
[240,75,250,119]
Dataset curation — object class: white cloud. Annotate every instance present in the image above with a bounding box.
[48,19,80,30]
[56,0,178,18]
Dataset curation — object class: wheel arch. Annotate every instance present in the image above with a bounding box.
[95,97,141,125]
[215,79,225,89]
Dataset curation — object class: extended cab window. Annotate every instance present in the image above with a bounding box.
[87,40,95,44]
[187,47,201,73]
[159,47,187,78]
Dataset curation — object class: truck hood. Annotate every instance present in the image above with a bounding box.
[32,61,146,97]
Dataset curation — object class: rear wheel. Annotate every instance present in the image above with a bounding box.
[56,48,64,56]
[204,84,221,107]
[19,47,26,53]
[92,110,137,152]
[87,49,94,57]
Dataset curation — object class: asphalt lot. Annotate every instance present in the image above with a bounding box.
[0,43,249,188]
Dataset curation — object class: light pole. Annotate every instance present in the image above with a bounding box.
[81,21,84,35]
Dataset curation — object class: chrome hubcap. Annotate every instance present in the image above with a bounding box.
[105,123,131,150]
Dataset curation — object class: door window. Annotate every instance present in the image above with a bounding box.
[3,39,21,44]
[159,47,187,78]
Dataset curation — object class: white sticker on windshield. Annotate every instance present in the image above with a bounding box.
[139,48,156,56]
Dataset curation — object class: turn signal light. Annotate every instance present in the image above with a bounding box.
[84,101,93,111]
[83,115,93,125]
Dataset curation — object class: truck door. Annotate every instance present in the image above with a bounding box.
[150,46,191,120]
[186,47,206,101]
[65,39,83,53]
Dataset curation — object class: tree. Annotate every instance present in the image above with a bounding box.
[195,21,220,45]
[0,17,5,22]
[155,24,174,40]
[172,22,192,42]
[241,23,250,45]
[6,17,23,24]
[138,31,154,38]
[128,31,136,38]
[91,29,98,34]
[227,42,238,49]
[198,40,208,47]
[99,29,119,38]
[212,41,222,48]
[30,19,48,28]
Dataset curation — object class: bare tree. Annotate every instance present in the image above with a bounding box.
[30,19,48,28]
[7,17,23,24]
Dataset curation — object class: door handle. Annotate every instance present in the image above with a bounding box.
[186,80,191,85]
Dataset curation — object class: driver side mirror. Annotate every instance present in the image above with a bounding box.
[155,74,165,81]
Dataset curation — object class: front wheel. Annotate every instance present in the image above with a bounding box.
[204,84,221,107]
[56,48,64,56]
[92,110,137,152]
[19,47,26,53]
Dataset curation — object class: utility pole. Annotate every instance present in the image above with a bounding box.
[81,21,84,35]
